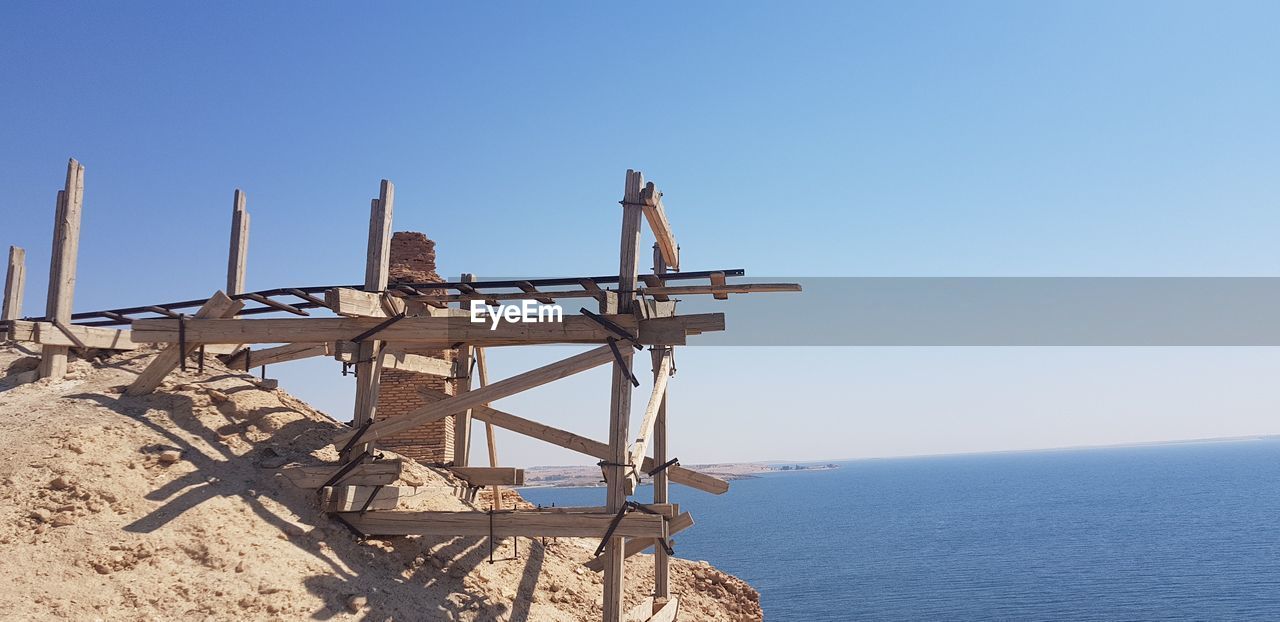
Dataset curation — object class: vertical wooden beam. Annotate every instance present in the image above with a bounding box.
[603,169,645,622]
[453,273,476,467]
[475,346,503,510]
[351,181,394,455]
[39,159,84,379]
[226,189,249,295]
[651,243,672,605]
[3,246,26,321]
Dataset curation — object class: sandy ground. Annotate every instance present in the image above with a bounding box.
[0,345,760,622]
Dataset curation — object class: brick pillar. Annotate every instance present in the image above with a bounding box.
[375,232,457,464]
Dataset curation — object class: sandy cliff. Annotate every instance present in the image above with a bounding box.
[0,345,761,621]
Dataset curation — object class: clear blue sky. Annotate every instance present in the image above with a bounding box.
[3,2,1278,465]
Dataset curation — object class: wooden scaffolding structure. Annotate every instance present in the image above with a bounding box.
[1,160,799,622]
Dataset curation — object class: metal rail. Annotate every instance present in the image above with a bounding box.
[0,268,746,329]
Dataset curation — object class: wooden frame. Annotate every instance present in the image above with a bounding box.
[3,163,804,622]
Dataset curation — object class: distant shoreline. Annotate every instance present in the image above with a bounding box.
[521,462,840,489]
[521,435,1280,489]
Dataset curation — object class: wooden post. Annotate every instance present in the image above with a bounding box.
[475,346,502,510]
[226,189,249,295]
[651,242,672,605]
[603,169,645,622]
[453,274,476,467]
[351,181,394,454]
[3,246,26,321]
[39,159,84,379]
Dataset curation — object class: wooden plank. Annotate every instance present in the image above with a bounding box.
[448,466,524,487]
[129,313,725,347]
[651,242,672,599]
[333,344,453,376]
[320,485,401,512]
[3,245,25,321]
[39,160,84,379]
[124,291,244,396]
[475,346,502,510]
[352,183,395,458]
[605,169,647,622]
[335,510,665,538]
[226,189,249,295]
[708,271,728,300]
[625,350,672,494]
[624,596,679,622]
[453,274,476,467]
[583,512,695,572]
[223,342,329,370]
[334,344,618,447]
[9,321,136,350]
[279,459,403,488]
[419,389,729,495]
[324,287,406,318]
[639,182,679,271]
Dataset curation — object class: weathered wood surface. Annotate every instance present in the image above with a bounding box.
[335,510,665,538]
[353,182,395,454]
[227,189,249,295]
[223,342,329,370]
[334,345,618,447]
[583,512,695,572]
[3,246,24,321]
[604,169,647,622]
[454,276,476,467]
[651,242,673,599]
[448,466,524,487]
[475,346,503,509]
[417,387,729,495]
[40,160,85,379]
[124,291,244,396]
[129,313,725,346]
[624,596,680,622]
[8,320,135,350]
[325,287,405,318]
[639,182,679,271]
[279,459,403,488]
[625,350,672,494]
[333,344,453,376]
[320,485,401,512]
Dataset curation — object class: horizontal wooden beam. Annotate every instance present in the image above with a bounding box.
[420,388,729,495]
[6,320,240,354]
[279,459,403,488]
[8,320,135,350]
[333,344,452,376]
[449,466,525,487]
[320,485,401,512]
[129,313,724,347]
[334,345,618,447]
[583,512,695,572]
[334,510,665,538]
[325,287,405,318]
[223,342,329,370]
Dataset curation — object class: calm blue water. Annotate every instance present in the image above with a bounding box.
[521,439,1280,621]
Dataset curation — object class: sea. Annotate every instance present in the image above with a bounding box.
[520,438,1280,621]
